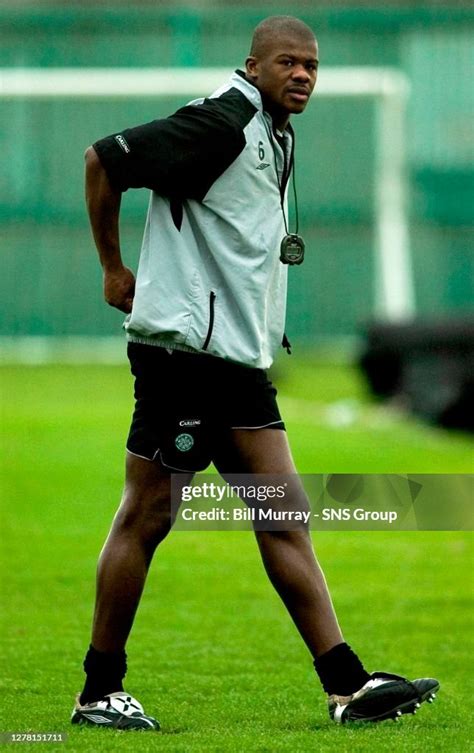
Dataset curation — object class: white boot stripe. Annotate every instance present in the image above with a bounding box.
[334,704,348,723]
[82,714,112,724]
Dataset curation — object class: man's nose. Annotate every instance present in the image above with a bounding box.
[291,65,311,81]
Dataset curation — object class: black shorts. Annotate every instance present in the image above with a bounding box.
[126,342,285,472]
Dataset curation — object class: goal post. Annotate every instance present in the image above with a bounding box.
[0,66,414,322]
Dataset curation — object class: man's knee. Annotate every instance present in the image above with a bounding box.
[113,479,174,549]
[112,453,192,547]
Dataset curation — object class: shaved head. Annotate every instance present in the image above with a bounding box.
[250,15,316,58]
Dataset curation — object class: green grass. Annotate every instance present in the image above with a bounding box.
[1,358,473,752]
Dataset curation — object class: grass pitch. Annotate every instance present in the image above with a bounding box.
[1,356,473,752]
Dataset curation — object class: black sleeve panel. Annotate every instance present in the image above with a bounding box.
[93,89,257,201]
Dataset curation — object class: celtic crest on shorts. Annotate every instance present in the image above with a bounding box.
[175,433,194,452]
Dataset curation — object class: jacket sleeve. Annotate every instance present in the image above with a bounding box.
[92,97,249,201]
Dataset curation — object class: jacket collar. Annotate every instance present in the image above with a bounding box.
[231,70,294,139]
[230,69,264,111]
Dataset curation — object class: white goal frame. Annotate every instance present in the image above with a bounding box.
[1,66,414,321]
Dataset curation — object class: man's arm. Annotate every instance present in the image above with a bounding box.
[84,145,135,314]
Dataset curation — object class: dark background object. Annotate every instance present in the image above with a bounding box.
[359,317,474,432]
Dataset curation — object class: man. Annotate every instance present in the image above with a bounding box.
[72,16,439,731]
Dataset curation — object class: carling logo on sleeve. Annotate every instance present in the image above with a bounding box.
[115,134,131,154]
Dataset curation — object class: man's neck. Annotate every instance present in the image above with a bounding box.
[260,95,289,131]
[243,73,290,131]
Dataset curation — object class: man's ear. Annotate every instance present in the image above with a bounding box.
[245,56,259,80]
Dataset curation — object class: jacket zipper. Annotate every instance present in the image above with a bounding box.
[202,291,216,350]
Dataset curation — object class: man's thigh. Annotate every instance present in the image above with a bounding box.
[213,428,296,474]
[122,451,193,523]
[213,429,311,526]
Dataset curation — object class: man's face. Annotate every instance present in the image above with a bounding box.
[246,34,319,123]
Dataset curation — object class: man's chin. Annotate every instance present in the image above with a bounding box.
[286,101,308,115]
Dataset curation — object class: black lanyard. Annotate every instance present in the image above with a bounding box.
[263,116,305,265]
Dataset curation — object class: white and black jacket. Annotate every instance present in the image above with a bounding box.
[93,70,294,369]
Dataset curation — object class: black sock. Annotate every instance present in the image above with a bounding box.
[313,642,370,696]
[79,645,127,705]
